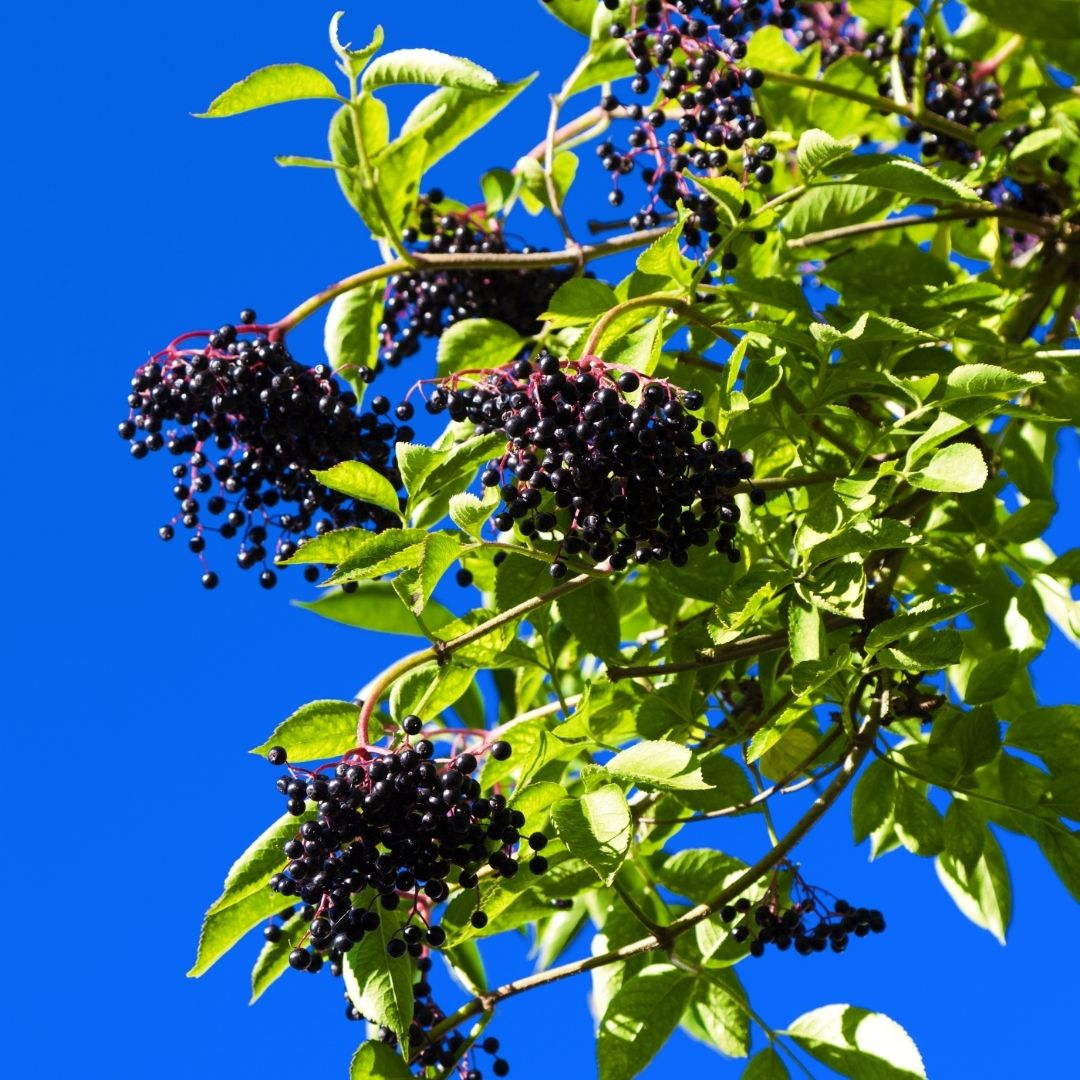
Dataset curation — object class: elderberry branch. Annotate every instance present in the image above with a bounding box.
[786,206,1061,250]
[756,67,980,146]
[428,710,883,1039]
[273,227,670,335]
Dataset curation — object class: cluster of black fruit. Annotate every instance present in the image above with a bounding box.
[377,192,575,373]
[722,886,885,957]
[427,349,763,575]
[596,0,776,229]
[766,1,864,67]
[120,312,409,588]
[265,722,549,971]
[347,958,511,1077]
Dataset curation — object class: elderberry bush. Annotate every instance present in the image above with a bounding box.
[596,1,776,224]
[377,192,577,372]
[119,313,410,588]
[428,349,763,574]
[265,725,547,970]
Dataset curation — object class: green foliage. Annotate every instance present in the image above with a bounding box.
[179,4,1080,1077]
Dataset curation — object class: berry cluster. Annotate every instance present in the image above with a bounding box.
[119,313,408,588]
[427,349,763,575]
[378,192,575,372]
[721,871,885,957]
[265,722,548,971]
[350,961,512,1077]
[596,1,776,225]
[768,2,865,67]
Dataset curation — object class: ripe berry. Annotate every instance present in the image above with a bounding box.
[267,746,288,766]
[489,741,512,761]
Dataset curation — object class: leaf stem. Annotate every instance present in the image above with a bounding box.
[582,292,731,357]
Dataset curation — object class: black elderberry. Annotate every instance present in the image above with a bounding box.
[267,746,287,766]
[489,741,512,761]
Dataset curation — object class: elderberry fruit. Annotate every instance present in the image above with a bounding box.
[430,350,761,565]
[121,313,408,587]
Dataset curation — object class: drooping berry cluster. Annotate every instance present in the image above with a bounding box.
[596,1,776,224]
[427,349,763,575]
[119,313,409,588]
[347,960,512,1077]
[721,870,885,957]
[377,192,575,373]
[266,722,548,970]
[767,1,865,67]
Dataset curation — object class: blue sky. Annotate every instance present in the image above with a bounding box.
[2,3,1076,1078]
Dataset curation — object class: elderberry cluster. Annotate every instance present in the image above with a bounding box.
[427,350,763,575]
[596,1,776,226]
[378,192,575,372]
[348,960,511,1077]
[721,877,885,957]
[120,313,409,588]
[766,2,865,67]
[266,724,548,971]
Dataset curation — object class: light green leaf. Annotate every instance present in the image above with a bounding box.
[343,907,414,1047]
[313,462,403,520]
[797,128,852,179]
[329,16,384,79]
[389,661,475,721]
[837,155,978,202]
[605,741,709,792]
[362,49,501,93]
[907,442,988,493]
[936,829,1012,943]
[598,963,696,1080]
[349,1040,412,1080]
[250,913,304,1003]
[894,780,944,856]
[449,490,498,539]
[552,785,633,885]
[542,278,620,328]
[250,699,357,762]
[324,282,384,400]
[865,595,981,654]
[785,1005,927,1079]
[196,64,340,117]
[295,582,454,636]
[682,969,751,1058]
[944,363,1044,400]
[188,886,292,978]
[436,318,526,378]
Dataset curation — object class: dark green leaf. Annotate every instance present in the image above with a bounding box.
[963,649,1021,705]
[742,1048,790,1079]
[936,828,1011,943]
[943,800,986,873]
[558,579,621,658]
[852,758,896,844]
[894,780,944,856]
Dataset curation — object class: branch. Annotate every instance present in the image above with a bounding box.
[430,711,882,1037]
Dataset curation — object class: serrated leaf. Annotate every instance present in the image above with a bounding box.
[552,785,633,885]
[797,128,852,179]
[250,699,357,762]
[558,579,620,658]
[389,532,467,613]
[936,829,1011,943]
[295,582,454,636]
[196,63,340,117]
[542,278,620,328]
[908,442,988,493]
[838,155,978,202]
[598,964,696,1080]
[943,800,986,873]
[785,1005,927,1079]
[349,1040,412,1080]
[328,529,430,582]
[865,595,981,654]
[389,661,475,721]
[250,912,304,1003]
[944,363,1044,400]
[852,758,896,844]
[605,741,709,791]
[324,283,384,400]
[329,16,384,78]
[343,907,414,1047]
[682,968,751,1058]
[448,490,497,538]
[894,780,944,856]
[188,886,292,978]
[436,318,526,378]
[313,462,403,520]
[362,49,500,93]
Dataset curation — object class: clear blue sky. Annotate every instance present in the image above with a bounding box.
[2,3,1076,1078]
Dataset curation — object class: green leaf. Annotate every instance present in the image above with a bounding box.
[448,490,497,539]
[598,963,696,1080]
[797,128,852,179]
[349,1040,412,1080]
[436,318,525,378]
[400,75,535,170]
[371,124,432,237]
[963,649,1021,705]
[324,283,384,400]
[329,16,384,77]
[944,363,1044,400]
[943,800,986,873]
[389,532,467,613]
[188,886,290,978]
[329,529,431,582]
[281,526,374,567]
[196,64,339,117]
[295,582,455,636]
[865,595,981,654]
[343,907,414,1047]
[605,741,709,792]
[389,661,475,721]
[362,49,501,93]
[558,579,621,658]
[536,0,595,34]
[894,779,944,856]
[636,220,693,287]
[907,443,988,493]
[313,462,403,520]
[251,912,304,1003]
[742,1048,791,1079]
[852,758,896,844]
[250,699,357,762]
[837,156,978,202]
[682,969,751,1058]
[542,278,620,328]
[551,785,633,885]
[785,1005,927,1079]
[784,185,895,241]
[936,829,1012,943]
